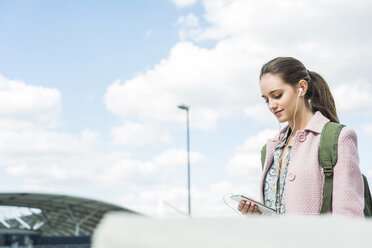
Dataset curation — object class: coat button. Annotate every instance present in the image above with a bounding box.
[298,133,306,142]
[288,173,296,181]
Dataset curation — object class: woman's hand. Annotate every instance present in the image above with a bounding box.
[237,200,261,215]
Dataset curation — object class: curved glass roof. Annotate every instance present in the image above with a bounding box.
[0,193,141,236]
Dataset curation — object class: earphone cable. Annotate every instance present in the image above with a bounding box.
[288,90,301,141]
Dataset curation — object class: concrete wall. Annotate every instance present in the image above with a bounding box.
[92,213,372,248]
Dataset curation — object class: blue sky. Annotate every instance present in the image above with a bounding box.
[0,0,184,133]
[1,0,372,217]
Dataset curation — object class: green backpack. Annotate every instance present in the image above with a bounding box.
[260,122,372,216]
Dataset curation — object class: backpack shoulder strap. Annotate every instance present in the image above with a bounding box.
[319,122,345,214]
[362,174,372,217]
[261,144,267,170]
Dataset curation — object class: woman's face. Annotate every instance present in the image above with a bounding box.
[260,73,300,123]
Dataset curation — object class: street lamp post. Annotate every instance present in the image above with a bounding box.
[177,104,191,217]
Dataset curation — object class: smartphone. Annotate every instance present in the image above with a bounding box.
[230,194,276,215]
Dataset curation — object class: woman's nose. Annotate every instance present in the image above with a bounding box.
[268,99,277,110]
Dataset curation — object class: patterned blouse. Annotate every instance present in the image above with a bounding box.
[264,127,292,214]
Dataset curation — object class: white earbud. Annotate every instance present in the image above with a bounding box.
[298,88,303,96]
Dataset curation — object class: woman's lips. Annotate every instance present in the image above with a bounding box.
[274,110,283,116]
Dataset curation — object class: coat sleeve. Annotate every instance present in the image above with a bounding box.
[332,127,364,217]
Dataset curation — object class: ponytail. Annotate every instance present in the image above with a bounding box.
[260,57,339,123]
[306,71,339,123]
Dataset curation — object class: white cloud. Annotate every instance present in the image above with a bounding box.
[169,0,197,8]
[177,13,199,27]
[169,0,372,124]
[0,75,106,193]
[333,80,372,115]
[193,181,260,217]
[0,76,211,215]
[104,2,372,131]
[189,0,372,43]
[116,181,253,217]
[0,127,105,190]
[361,123,372,137]
[117,186,190,217]
[81,129,100,145]
[99,158,155,186]
[244,104,278,125]
[0,129,83,156]
[104,40,265,130]
[0,75,87,165]
[153,148,206,166]
[177,13,200,41]
[235,128,278,152]
[4,139,201,192]
[0,74,61,129]
[7,163,68,180]
[226,128,277,179]
[226,153,261,176]
[111,122,171,146]
[99,148,206,187]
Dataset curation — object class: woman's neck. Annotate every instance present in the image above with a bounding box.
[288,108,314,135]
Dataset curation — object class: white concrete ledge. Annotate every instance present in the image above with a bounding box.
[92,213,372,248]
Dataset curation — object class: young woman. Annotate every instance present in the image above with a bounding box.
[238,57,364,217]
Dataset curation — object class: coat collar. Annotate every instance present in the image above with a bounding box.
[303,111,330,133]
[267,111,330,143]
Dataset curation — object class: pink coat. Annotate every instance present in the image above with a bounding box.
[259,111,364,217]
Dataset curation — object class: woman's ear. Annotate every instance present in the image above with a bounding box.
[298,79,308,96]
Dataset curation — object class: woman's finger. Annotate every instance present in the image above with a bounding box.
[237,200,246,211]
[242,201,251,213]
[248,202,255,214]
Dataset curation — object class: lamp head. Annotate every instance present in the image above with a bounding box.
[178,104,189,110]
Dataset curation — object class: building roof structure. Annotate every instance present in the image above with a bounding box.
[0,193,140,236]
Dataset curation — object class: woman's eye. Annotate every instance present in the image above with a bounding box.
[264,99,269,104]
[274,94,282,99]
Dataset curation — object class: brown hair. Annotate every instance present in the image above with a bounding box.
[259,57,339,123]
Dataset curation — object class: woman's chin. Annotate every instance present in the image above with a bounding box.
[276,116,288,123]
